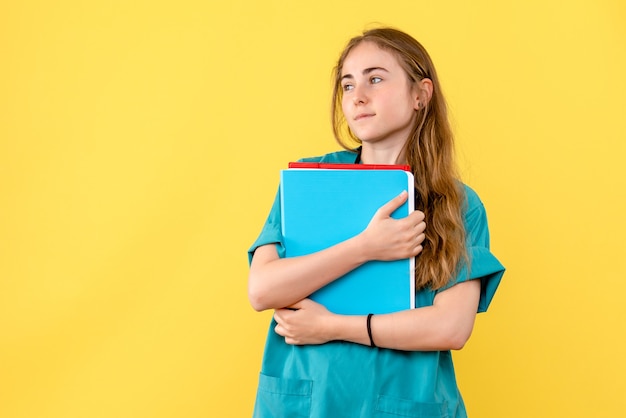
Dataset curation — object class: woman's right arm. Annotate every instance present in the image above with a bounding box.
[248,191,426,311]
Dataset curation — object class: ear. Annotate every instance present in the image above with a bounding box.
[413,78,434,110]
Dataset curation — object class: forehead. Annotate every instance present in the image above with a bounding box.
[341,41,404,76]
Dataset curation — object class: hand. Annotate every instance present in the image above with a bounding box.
[359,191,426,261]
[273,299,335,345]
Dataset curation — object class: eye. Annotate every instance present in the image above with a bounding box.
[342,83,354,92]
[370,76,382,84]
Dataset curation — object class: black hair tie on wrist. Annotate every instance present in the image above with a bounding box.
[367,313,377,348]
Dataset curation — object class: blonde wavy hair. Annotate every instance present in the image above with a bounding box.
[331,27,467,290]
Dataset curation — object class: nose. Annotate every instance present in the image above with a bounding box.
[352,85,367,105]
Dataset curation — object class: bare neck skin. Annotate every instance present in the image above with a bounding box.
[359,140,407,165]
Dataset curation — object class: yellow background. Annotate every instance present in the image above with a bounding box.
[1,0,625,417]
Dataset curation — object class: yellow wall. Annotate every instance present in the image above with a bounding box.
[1,1,625,417]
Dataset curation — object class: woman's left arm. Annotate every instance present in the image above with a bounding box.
[273,279,481,351]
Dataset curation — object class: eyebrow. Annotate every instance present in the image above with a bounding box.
[341,66,389,81]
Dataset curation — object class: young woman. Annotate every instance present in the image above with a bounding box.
[247,27,505,418]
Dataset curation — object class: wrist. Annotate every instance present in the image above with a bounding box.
[328,314,373,347]
[350,231,372,264]
[326,313,342,341]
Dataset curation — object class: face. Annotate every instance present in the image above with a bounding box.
[340,41,420,148]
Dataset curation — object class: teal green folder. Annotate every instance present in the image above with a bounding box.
[280,165,415,315]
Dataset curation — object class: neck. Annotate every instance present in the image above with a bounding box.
[359,142,407,165]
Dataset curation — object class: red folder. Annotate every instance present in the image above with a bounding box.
[288,162,411,171]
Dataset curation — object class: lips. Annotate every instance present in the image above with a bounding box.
[354,113,375,121]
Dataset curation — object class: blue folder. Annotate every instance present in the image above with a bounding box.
[280,167,415,315]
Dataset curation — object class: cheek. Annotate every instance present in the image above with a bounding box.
[341,97,350,115]
[341,101,353,126]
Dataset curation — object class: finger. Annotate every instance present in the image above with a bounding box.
[414,221,426,234]
[275,324,293,340]
[273,310,282,324]
[274,322,284,336]
[395,210,424,231]
[376,191,408,218]
[274,308,292,323]
[285,337,301,346]
[409,210,425,223]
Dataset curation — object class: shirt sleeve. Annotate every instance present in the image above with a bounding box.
[248,187,286,265]
[247,151,358,265]
[437,187,505,313]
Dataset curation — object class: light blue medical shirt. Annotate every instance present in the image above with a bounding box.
[248,150,505,418]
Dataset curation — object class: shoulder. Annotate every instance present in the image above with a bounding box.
[460,183,485,216]
[297,149,359,163]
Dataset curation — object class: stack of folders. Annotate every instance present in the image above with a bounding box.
[280,162,416,315]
